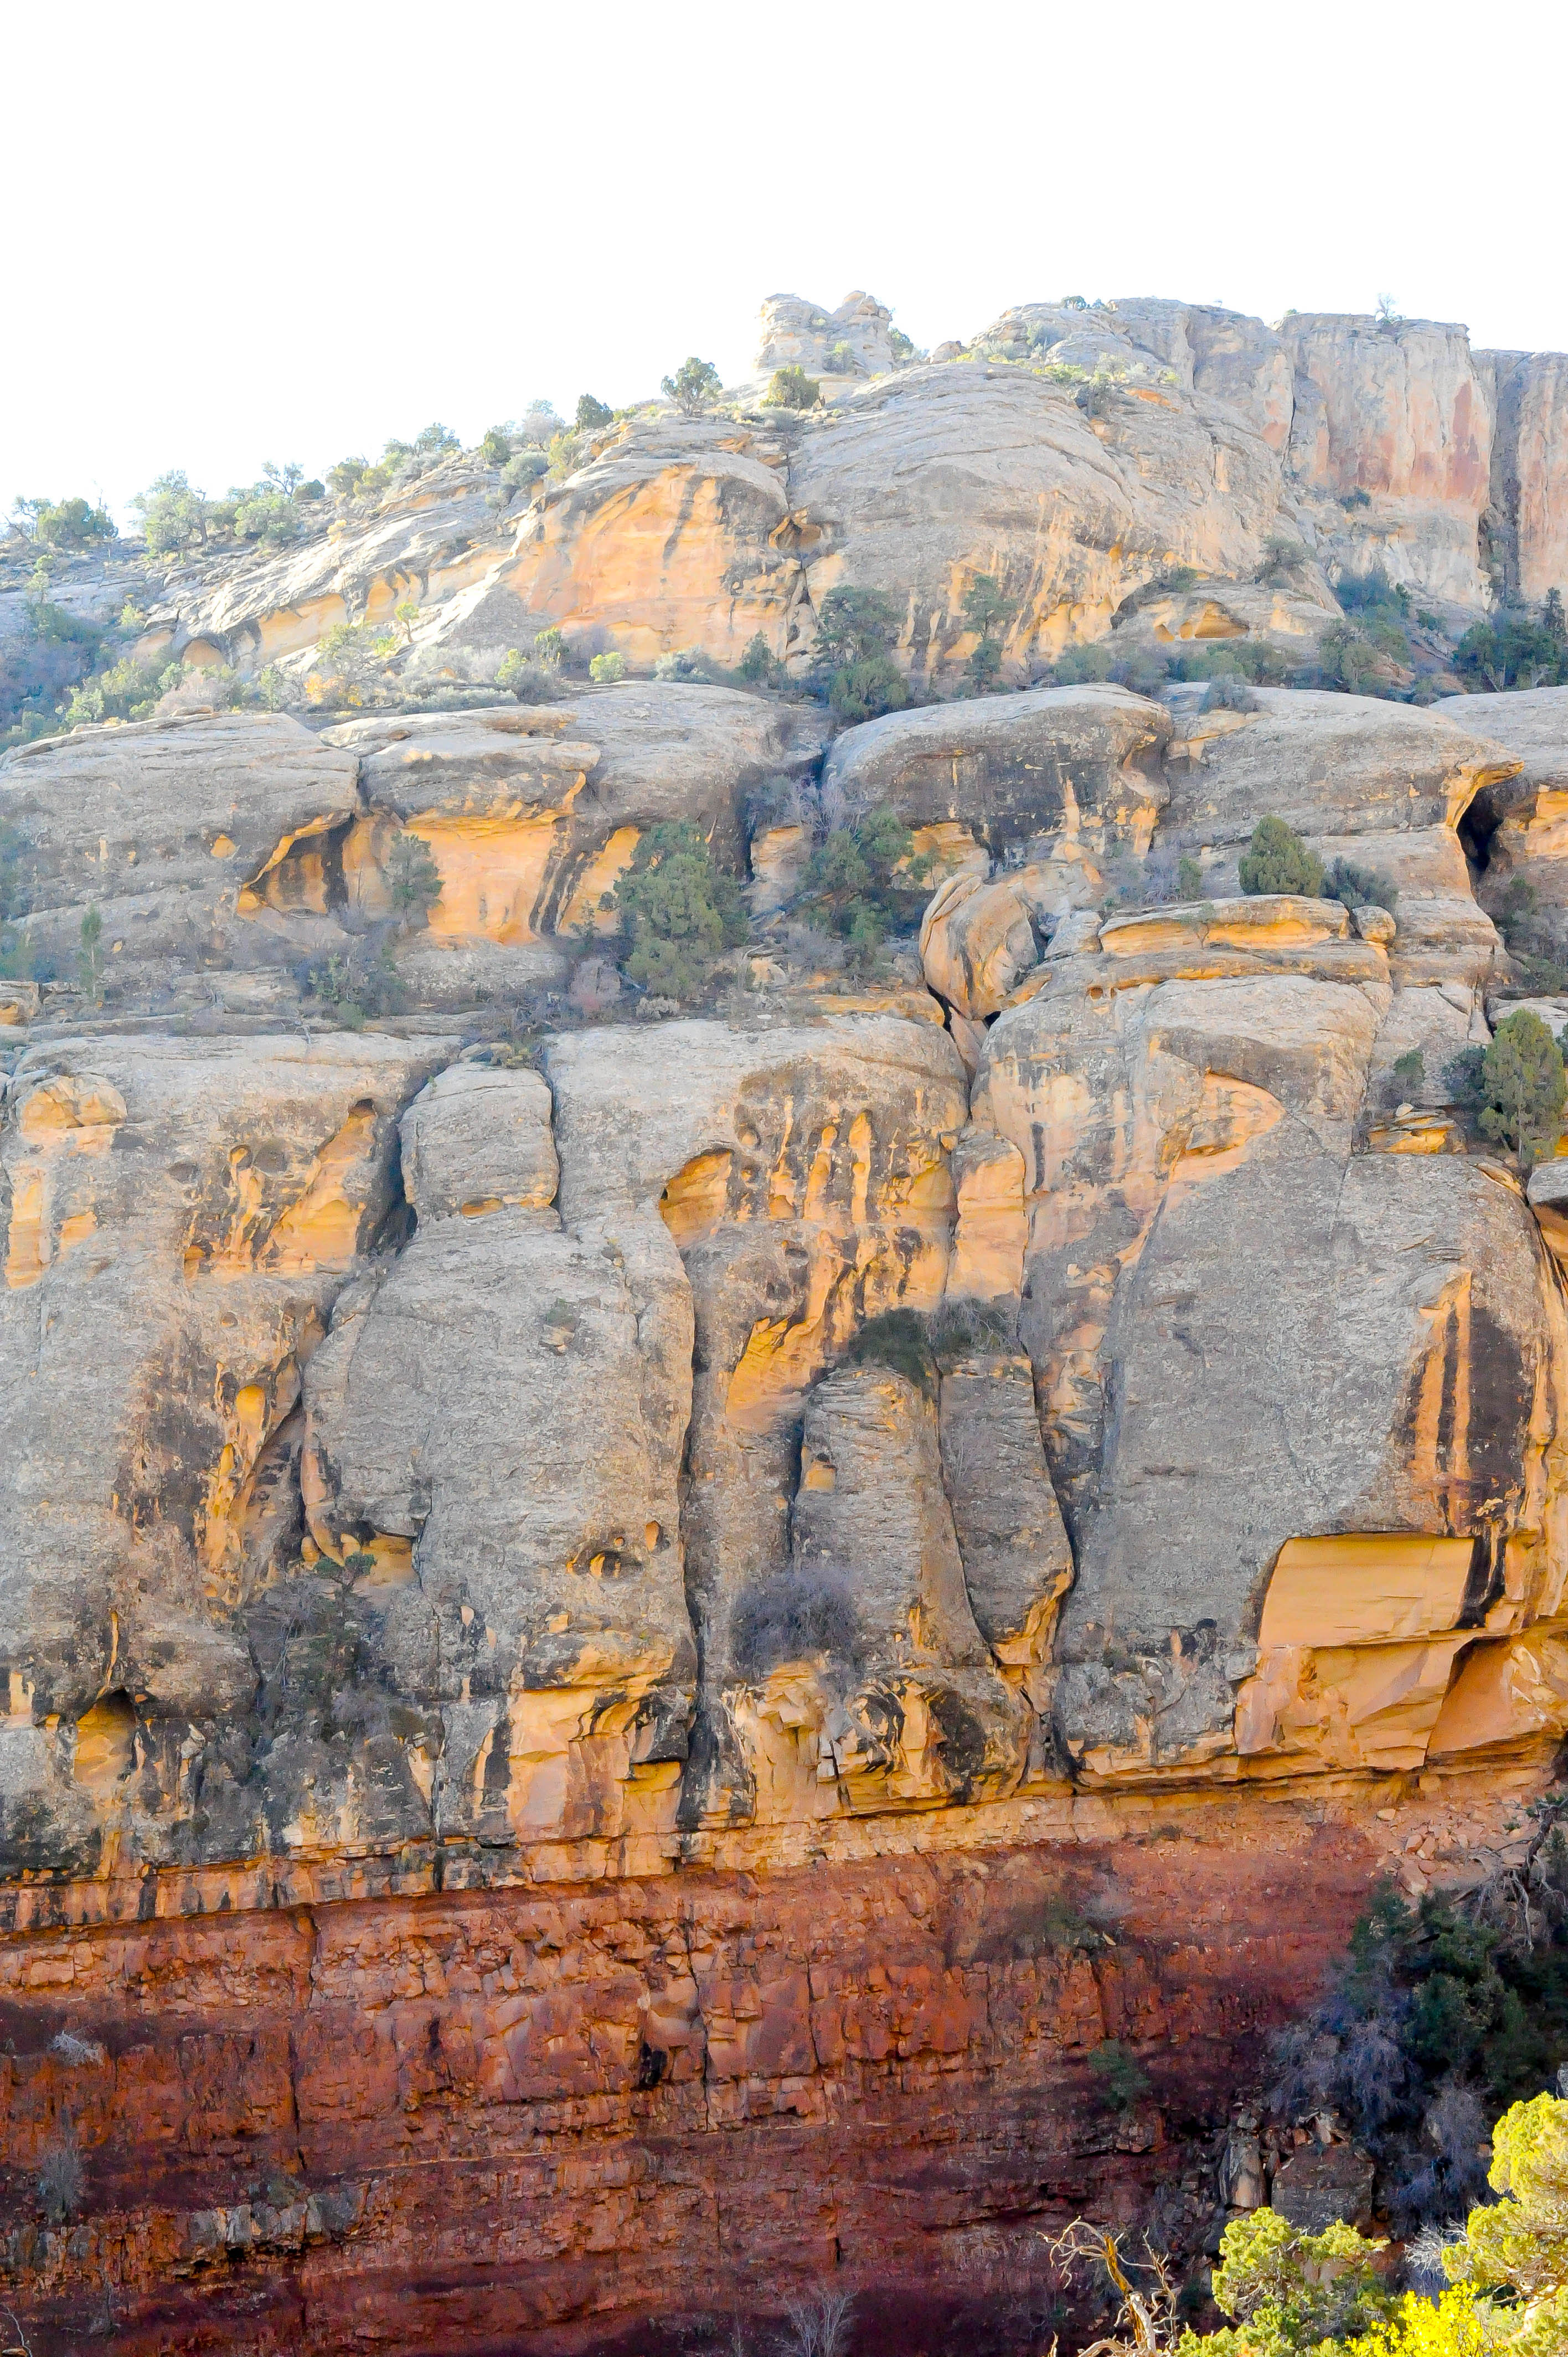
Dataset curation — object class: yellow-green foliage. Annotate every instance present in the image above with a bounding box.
[1175,2209,1394,2356]
[1180,2098,1568,2355]
[1343,2286,1488,2357]
[1446,2092,1568,2354]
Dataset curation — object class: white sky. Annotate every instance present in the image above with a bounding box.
[6,0,1564,527]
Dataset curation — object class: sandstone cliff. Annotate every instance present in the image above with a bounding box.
[21,284,1555,735]
[2,286,1568,2357]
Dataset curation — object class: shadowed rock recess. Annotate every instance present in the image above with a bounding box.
[4,286,1568,2356]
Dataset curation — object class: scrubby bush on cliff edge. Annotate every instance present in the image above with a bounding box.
[1050,2091,1567,2352]
[1478,1010,1568,1169]
[610,820,748,1000]
[1239,815,1325,898]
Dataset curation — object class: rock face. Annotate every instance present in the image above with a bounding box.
[1483,351,1568,603]
[1278,315,1493,604]
[2,712,360,992]
[1435,685,1568,932]
[0,1030,453,1875]
[120,286,1568,724]
[6,296,1568,2353]
[755,290,899,379]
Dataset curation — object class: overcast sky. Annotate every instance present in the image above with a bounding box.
[6,0,1563,526]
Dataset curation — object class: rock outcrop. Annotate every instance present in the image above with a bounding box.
[4,284,1568,2357]
[104,284,1568,732]
[755,290,900,379]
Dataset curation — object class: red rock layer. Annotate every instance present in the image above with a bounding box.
[0,1783,1432,2357]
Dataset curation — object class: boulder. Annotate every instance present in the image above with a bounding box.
[938,1351,1074,1687]
[0,1030,452,1874]
[542,1013,972,1827]
[323,685,824,943]
[1162,688,1520,893]
[788,365,1284,685]
[756,291,898,379]
[1435,686,1568,932]
[300,1195,697,1846]
[0,711,361,987]
[982,951,1568,1781]
[398,1063,558,1219]
[824,685,1170,878]
[495,416,800,668]
[776,1362,1030,1810]
[920,872,1042,1018]
[1270,2140,1376,2234]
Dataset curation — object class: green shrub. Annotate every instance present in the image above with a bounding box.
[961,574,1015,691]
[1338,567,1410,618]
[30,496,114,549]
[1052,642,1115,686]
[544,430,583,483]
[304,943,406,1026]
[764,365,821,410]
[1177,855,1204,898]
[305,619,399,706]
[814,586,900,671]
[1257,534,1313,586]
[1239,815,1325,897]
[1456,596,1568,691]
[611,820,748,1000]
[589,650,626,683]
[888,326,915,361]
[1391,1049,1425,1096]
[1167,638,1296,685]
[1319,623,1395,695]
[575,393,613,431]
[501,447,548,496]
[133,470,219,555]
[1267,1845,1568,2240]
[798,807,927,966]
[1204,676,1257,712]
[654,647,726,685]
[1444,2092,1568,2348]
[1088,2039,1151,2113]
[479,425,513,467]
[78,907,103,1006]
[1323,854,1398,912]
[1480,1008,1567,1165]
[846,1307,937,1398]
[231,488,301,547]
[386,832,442,927]
[1076,364,1126,419]
[827,340,858,374]
[738,632,786,689]
[828,654,907,723]
[813,588,905,718]
[661,356,723,416]
[63,650,180,728]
